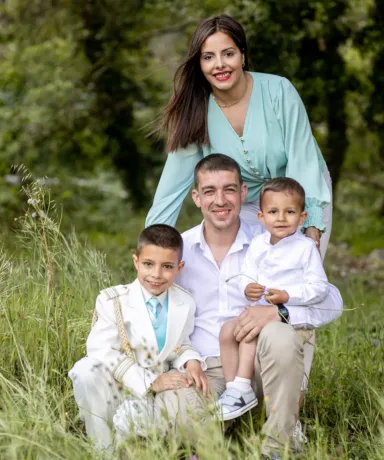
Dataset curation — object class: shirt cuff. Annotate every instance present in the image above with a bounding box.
[285,286,305,305]
[303,203,326,232]
[178,358,207,374]
[174,352,207,373]
[121,363,158,397]
[286,305,311,328]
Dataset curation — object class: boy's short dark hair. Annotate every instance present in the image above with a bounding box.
[137,224,183,260]
[194,154,243,187]
[260,177,306,211]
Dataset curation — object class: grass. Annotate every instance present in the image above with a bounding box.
[0,181,383,459]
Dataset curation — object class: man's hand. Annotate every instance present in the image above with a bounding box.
[150,372,189,393]
[245,283,265,301]
[264,288,289,305]
[185,360,209,397]
[305,226,321,252]
[233,305,280,343]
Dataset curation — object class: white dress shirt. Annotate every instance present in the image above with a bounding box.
[239,231,330,309]
[141,286,167,310]
[178,220,343,358]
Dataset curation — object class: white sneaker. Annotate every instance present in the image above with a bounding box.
[292,420,308,451]
[216,386,258,421]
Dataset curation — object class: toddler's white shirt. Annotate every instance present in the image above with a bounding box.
[239,231,330,314]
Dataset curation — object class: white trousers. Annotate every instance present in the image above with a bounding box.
[69,358,126,448]
[69,358,195,448]
[240,166,333,390]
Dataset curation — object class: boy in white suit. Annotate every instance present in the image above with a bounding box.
[69,224,208,448]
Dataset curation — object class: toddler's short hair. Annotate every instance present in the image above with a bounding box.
[260,177,306,211]
[137,224,183,260]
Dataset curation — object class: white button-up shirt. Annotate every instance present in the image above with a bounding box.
[140,286,168,308]
[177,220,260,358]
[178,220,342,358]
[239,231,330,313]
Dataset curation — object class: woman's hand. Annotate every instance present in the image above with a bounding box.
[150,372,189,393]
[185,360,209,397]
[245,283,265,301]
[305,226,321,250]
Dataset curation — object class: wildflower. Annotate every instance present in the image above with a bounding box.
[27,198,40,206]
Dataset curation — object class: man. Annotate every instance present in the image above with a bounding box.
[158,154,342,458]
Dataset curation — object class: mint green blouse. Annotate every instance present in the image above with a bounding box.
[146,72,330,231]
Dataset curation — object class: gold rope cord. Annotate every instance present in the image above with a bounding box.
[90,292,136,363]
[113,296,136,362]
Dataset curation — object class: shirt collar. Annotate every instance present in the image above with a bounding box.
[140,284,168,306]
[190,219,254,252]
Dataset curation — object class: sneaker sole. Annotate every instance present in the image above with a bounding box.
[221,399,258,421]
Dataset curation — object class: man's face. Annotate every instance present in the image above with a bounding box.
[192,169,247,231]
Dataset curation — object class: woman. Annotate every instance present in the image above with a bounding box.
[146,14,332,257]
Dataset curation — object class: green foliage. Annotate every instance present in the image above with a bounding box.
[1,0,383,252]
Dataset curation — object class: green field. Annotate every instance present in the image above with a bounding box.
[0,183,383,460]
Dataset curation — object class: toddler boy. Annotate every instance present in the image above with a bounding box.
[217,177,330,421]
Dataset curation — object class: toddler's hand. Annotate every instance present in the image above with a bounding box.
[264,288,289,305]
[245,283,265,301]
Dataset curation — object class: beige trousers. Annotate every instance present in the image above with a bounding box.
[156,321,305,454]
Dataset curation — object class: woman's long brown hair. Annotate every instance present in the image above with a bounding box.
[162,15,249,152]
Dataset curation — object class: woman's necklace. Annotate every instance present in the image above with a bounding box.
[212,79,248,109]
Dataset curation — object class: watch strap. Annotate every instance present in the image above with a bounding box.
[277,303,290,323]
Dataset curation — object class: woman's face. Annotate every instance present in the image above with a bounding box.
[200,31,244,92]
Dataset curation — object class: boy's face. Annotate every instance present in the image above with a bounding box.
[132,245,184,296]
[258,191,308,245]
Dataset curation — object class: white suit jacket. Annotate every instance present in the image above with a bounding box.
[86,279,205,397]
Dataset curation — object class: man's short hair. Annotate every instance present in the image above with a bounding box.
[194,154,243,187]
[259,177,306,211]
[137,224,183,260]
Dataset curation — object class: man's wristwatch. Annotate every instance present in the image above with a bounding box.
[277,304,290,323]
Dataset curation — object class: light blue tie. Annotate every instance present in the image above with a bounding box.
[148,297,162,319]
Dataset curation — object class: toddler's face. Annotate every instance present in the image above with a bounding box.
[133,245,184,296]
[258,191,308,244]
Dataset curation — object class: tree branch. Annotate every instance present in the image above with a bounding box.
[343,174,384,192]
